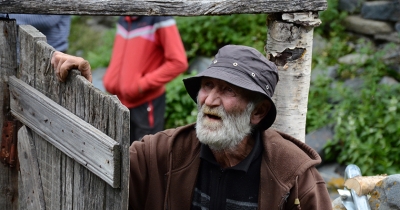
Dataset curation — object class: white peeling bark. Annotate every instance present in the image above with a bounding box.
[266,12,321,142]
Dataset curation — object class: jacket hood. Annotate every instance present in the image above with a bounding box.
[262,129,322,189]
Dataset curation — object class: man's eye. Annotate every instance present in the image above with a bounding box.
[204,81,213,87]
[223,87,236,96]
[224,87,234,92]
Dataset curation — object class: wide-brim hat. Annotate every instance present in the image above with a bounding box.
[183,45,279,131]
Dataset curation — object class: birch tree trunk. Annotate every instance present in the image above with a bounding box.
[266,12,321,142]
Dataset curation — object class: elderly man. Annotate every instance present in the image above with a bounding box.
[52,45,332,210]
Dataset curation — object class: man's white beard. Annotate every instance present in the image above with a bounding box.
[195,102,255,151]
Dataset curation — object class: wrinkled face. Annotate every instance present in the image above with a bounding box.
[195,77,255,150]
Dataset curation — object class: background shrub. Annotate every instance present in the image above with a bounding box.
[165,71,198,128]
[176,14,267,60]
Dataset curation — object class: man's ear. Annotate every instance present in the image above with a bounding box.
[250,100,271,125]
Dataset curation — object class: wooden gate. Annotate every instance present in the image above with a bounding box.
[1,20,130,209]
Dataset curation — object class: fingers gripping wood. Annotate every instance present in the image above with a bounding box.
[51,51,92,82]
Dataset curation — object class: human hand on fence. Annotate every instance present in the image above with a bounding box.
[51,51,92,83]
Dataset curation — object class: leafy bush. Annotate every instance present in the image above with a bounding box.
[164,72,198,128]
[309,0,400,175]
[317,42,400,175]
[176,14,268,60]
[324,84,400,175]
[68,16,116,69]
[315,0,347,38]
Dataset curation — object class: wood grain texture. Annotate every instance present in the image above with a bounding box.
[344,175,388,196]
[9,76,121,188]
[18,25,46,87]
[0,22,129,209]
[0,18,19,210]
[17,126,46,210]
[1,0,327,15]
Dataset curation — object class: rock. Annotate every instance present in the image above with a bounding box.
[374,32,400,44]
[332,197,346,210]
[396,22,400,32]
[317,163,345,201]
[311,65,339,82]
[343,15,393,35]
[361,1,400,22]
[343,77,365,92]
[306,125,334,162]
[369,174,400,210]
[338,53,369,65]
[338,0,365,13]
[380,76,399,85]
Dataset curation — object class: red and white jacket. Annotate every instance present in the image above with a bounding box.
[103,16,188,108]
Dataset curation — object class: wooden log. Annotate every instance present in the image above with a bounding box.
[8,76,121,188]
[344,175,388,196]
[0,0,327,16]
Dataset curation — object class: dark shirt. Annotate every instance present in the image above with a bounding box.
[191,131,262,210]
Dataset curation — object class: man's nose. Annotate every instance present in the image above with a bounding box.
[204,89,221,107]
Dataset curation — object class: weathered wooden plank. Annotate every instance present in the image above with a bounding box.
[18,25,46,86]
[8,76,121,188]
[1,0,327,16]
[33,38,63,210]
[60,70,78,210]
[104,93,130,209]
[35,41,59,102]
[86,87,106,209]
[0,18,19,210]
[108,97,130,209]
[17,126,46,210]
[73,74,92,209]
[32,133,47,208]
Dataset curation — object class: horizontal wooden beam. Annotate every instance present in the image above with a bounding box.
[1,0,327,16]
[9,76,121,188]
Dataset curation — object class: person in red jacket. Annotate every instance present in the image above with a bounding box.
[103,16,188,143]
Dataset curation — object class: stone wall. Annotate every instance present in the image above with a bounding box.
[339,0,400,43]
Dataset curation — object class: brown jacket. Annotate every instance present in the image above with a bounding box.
[129,124,332,209]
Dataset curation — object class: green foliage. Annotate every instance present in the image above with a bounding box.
[176,14,268,60]
[68,16,116,69]
[85,29,116,69]
[315,42,400,175]
[164,72,198,129]
[306,76,334,133]
[309,1,400,175]
[315,0,347,38]
[324,84,400,175]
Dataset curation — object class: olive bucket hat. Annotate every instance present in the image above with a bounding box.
[183,45,279,131]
